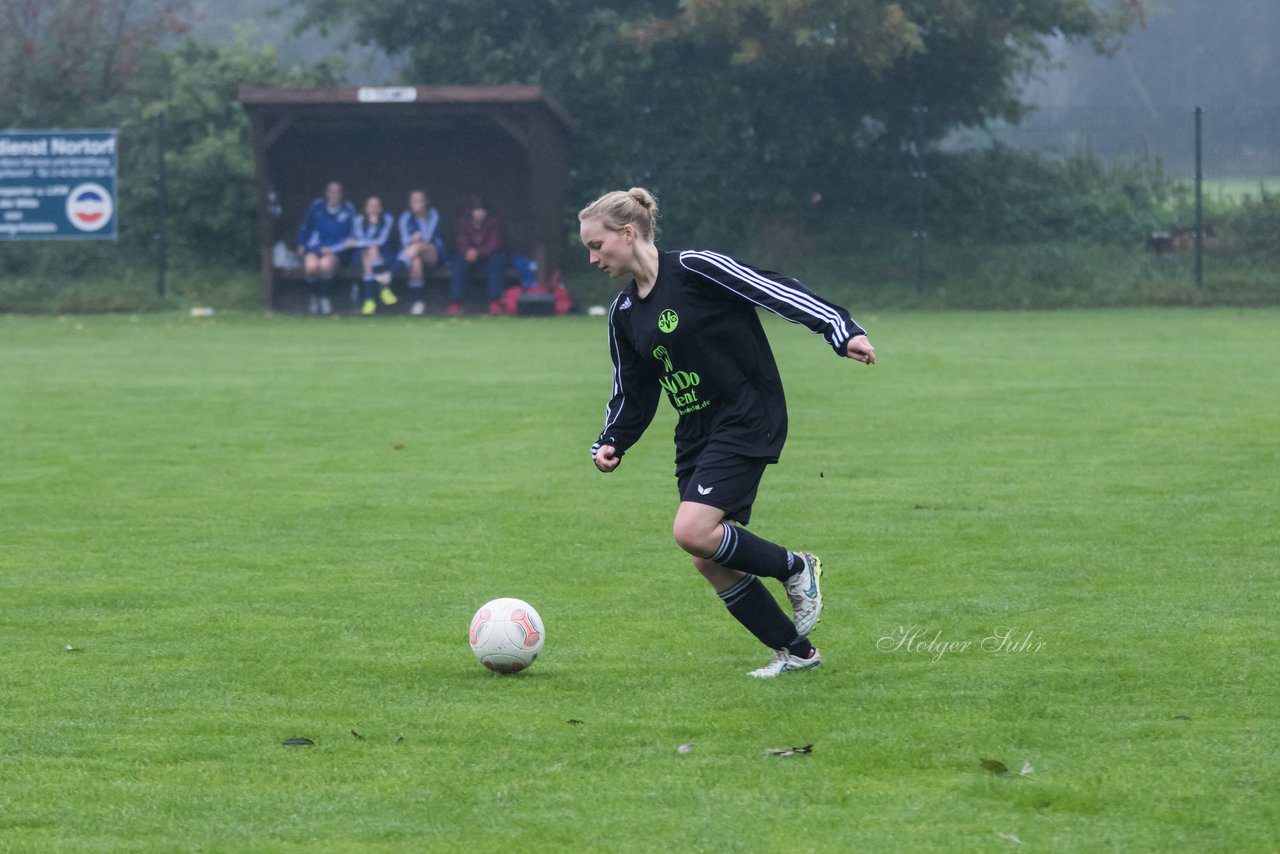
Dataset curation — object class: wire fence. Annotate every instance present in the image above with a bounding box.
[888,105,1280,297]
[946,105,1280,195]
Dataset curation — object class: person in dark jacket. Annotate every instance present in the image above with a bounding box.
[580,187,876,678]
[447,195,505,316]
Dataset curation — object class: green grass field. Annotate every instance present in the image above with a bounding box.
[1,309,1276,852]
[1190,177,1279,204]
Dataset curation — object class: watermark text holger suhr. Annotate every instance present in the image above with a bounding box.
[877,626,1046,664]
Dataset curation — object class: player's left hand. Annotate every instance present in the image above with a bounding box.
[846,335,876,365]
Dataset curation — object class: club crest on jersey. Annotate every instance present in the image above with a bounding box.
[657,309,679,333]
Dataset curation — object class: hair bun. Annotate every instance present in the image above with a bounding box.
[578,187,660,241]
[628,187,655,209]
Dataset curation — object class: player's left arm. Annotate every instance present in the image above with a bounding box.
[846,335,875,364]
[679,250,872,361]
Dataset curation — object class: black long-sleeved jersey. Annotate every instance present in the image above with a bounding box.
[593,249,866,471]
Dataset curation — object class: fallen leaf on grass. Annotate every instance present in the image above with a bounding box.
[351,730,365,741]
[1020,761,1034,776]
[1171,714,1191,720]
[997,832,1023,844]
[678,743,694,754]
[764,745,813,757]
[395,736,405,745]
[64,645,83,652]
[980,758,1011,776]
[567,719,584,726]
[281,737,315,747]
[392,444,405,451]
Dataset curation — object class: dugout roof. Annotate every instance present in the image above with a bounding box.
[238,85,574,304]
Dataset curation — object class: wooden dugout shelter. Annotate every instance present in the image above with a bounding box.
[238,85,574,307]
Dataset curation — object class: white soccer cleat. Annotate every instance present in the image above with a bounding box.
[748,647,822,679]
[784,551,823,637]
[410,300,426,316]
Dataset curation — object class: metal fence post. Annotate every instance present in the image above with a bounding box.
[1194,106,1204,288]
[154,110,168,299]
[912,105,927,293]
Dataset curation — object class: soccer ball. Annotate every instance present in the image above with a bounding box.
[468,598,544,673]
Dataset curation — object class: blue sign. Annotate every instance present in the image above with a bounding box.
[0,130,118,240]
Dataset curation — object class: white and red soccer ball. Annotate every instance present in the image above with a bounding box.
[469,598,544,673]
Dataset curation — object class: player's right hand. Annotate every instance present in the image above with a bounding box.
[593,444,621,473]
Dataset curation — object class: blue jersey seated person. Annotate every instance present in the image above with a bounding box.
[349,195,397,315]
[295,180,356,315]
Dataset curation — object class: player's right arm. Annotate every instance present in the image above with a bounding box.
[592,298,660,472]
[592,444,622,473]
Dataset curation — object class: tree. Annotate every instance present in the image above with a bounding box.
[285,0,1144,244]
[122,40,342,265]
[0,2,340,275]
[0,0,193,127]
[1030,0,1279,109]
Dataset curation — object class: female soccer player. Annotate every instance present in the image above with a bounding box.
[580,188,875,678]
[350,195,397,316]
[395,190,446,315]
[295,181,355,315]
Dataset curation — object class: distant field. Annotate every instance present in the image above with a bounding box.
[1,310,1276,851]
[1180,176,1279,203]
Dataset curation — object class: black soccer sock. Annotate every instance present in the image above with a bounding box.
[786,637,815,659]
[710,523,800,581]
[361,278,377,301]
[718,575,801,650]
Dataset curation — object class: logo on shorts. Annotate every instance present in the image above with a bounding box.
[657,309,679,333]
[697,484,714,496]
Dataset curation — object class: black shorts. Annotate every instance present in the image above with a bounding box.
[676,449,770,525]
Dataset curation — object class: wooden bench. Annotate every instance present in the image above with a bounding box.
[271,265,522,315]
